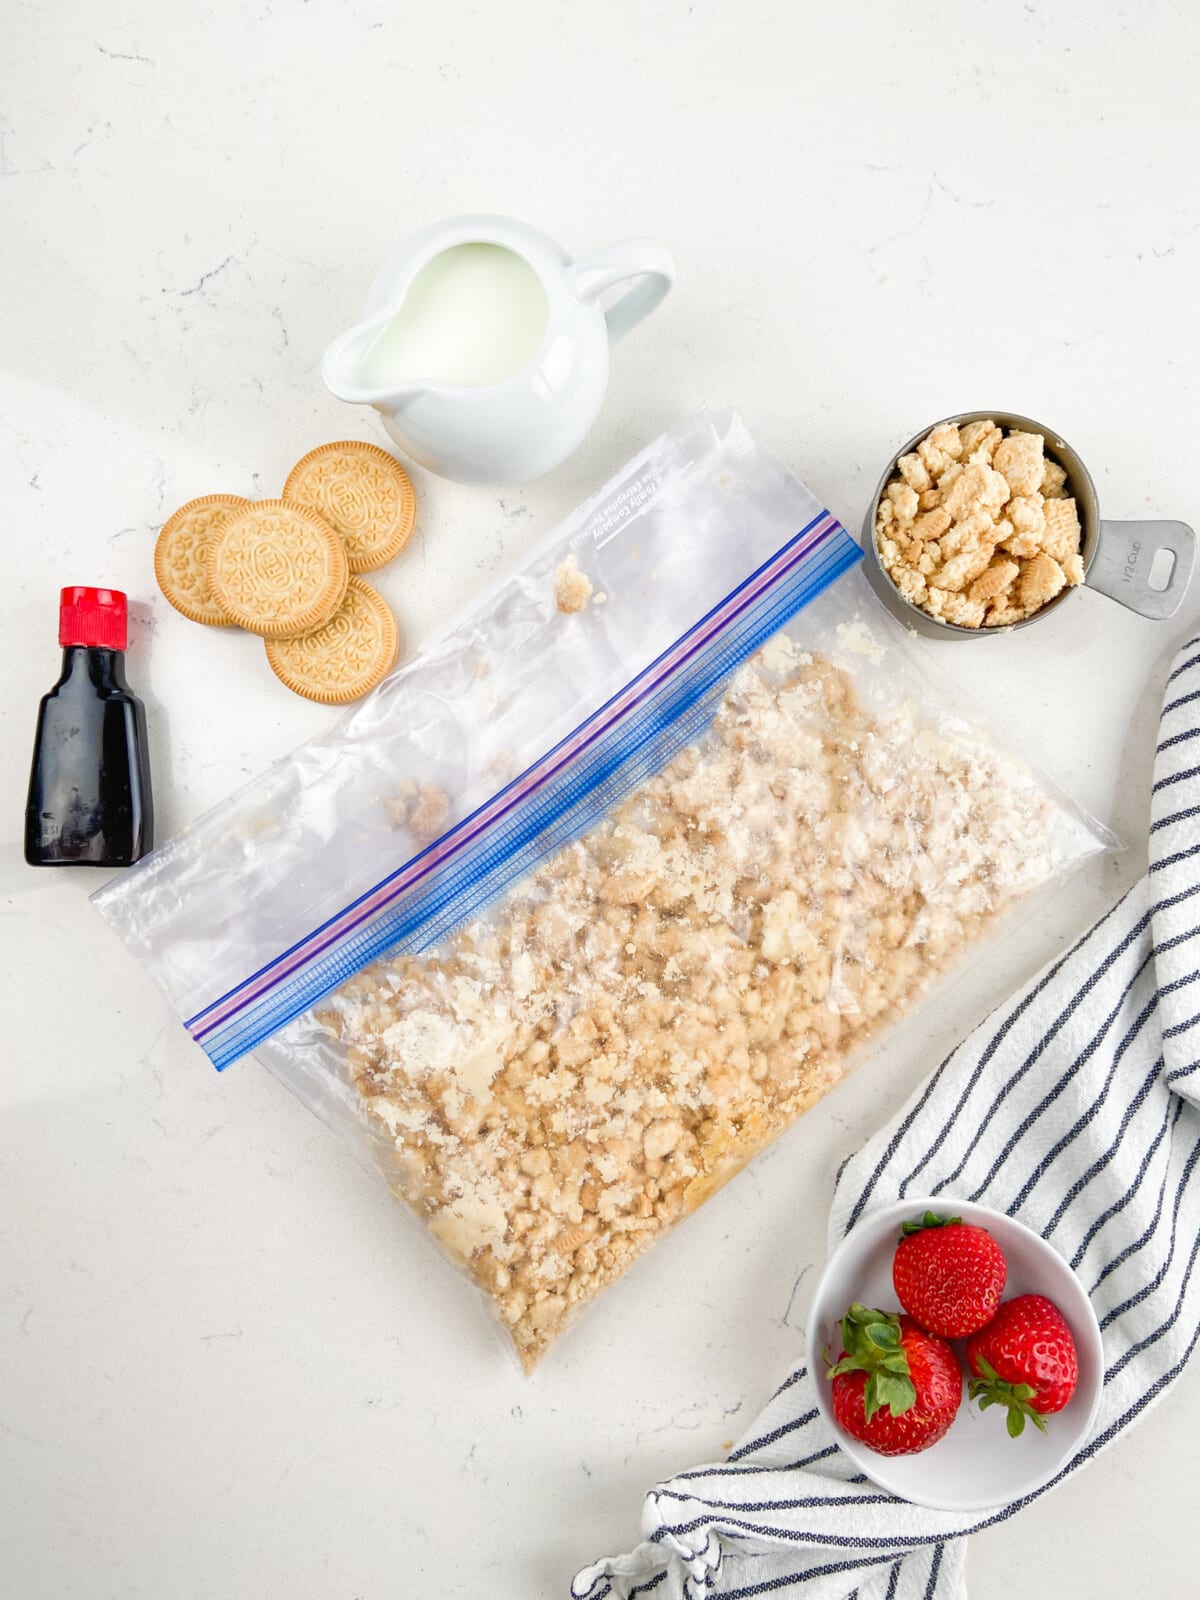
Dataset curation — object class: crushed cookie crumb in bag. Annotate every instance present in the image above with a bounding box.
[95,409,1112,1371]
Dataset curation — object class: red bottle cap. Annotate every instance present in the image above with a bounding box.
[59,586,128,651]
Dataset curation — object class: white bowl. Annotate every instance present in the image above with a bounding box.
[807,1197,1103,1512]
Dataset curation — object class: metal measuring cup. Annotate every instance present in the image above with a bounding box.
[860,409,1196,637]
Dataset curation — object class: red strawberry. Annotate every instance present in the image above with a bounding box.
[965,1293,1079,1437]
[892,1211,1007,1338]
[828,1303,962,1456]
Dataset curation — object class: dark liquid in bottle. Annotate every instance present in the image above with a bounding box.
[25,645,154,867]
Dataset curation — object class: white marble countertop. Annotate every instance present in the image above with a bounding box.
[4,2,1199,1595]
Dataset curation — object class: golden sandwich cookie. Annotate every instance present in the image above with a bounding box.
[283,440,416,573]
[206,499,349,638]
[154,493,250,626]
[264,577,399,704]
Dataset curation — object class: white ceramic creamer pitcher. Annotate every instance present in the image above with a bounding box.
[321,215,674,484]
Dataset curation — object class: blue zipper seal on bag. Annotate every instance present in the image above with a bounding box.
[190,513,861,1068]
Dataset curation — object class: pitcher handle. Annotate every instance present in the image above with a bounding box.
[568,239,675,343]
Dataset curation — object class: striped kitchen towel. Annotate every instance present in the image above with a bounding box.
[573,627,1200,1600]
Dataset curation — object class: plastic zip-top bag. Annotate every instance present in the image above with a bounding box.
[95,409,1111,1370]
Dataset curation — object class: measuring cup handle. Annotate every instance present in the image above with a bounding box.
[1089,519,1196,620]
[568,239,674,343]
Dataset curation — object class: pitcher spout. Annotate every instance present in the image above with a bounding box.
[321,312,426,410]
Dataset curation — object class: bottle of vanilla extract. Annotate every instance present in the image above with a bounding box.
[25,586,154,867]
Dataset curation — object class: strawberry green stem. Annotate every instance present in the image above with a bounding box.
[968,1357,1049,1438]
[899,1210,963,1237]
[827,1304,917,1422]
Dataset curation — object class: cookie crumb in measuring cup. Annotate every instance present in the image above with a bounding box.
[875,422,1084,629]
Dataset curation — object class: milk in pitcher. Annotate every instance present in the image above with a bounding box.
[358,243,549,390]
